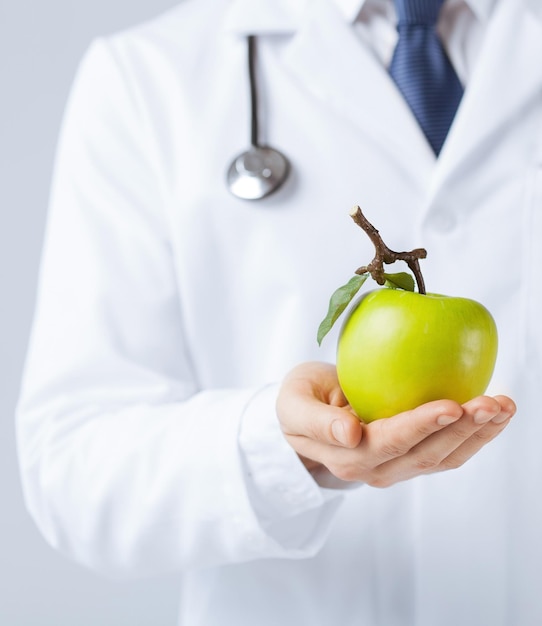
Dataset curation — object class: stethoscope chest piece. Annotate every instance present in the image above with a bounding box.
[226,35,291,201]
[227,146,289,200]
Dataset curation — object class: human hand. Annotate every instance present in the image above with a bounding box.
[276,362,516,487]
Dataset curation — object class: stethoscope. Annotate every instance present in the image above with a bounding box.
[226,36,291,201]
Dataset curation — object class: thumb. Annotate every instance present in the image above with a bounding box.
[278,392,363,448]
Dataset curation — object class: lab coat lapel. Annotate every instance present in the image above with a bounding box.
[280,0,435,180]
[426,0,542,202]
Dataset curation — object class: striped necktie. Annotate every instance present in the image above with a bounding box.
[389,0,464,155]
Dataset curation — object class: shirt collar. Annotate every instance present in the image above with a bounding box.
[334,0,497,24]
[332,0,366,23]
[467,0,498,22]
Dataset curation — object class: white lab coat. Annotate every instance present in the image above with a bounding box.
[17,0,542,624]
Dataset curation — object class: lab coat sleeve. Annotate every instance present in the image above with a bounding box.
[16,38,344,579]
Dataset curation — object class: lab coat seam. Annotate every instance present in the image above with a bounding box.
[518,98,542,370]
[523,170,542,370]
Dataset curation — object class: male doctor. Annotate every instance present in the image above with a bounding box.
[17,0,542,625]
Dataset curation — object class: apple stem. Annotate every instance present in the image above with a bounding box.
[349,206,428,295]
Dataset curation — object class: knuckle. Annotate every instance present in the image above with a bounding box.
[328,463,358,483]
[449,425,473,442]
[380,441,408,458]
[365,473,393,489]
[440,454,464,471]
[306,419,329,444]
[412,421,436,439]
[472,426,497,444]
[346,449,376,473]
[413,455,440,471]
[375,425,411,458]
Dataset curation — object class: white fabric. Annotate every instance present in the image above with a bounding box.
[16,0,542,625]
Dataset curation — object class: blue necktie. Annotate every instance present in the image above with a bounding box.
[389,0,463,155]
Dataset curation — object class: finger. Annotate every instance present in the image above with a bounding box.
[437,415,512,471]
[461,395,507,425]
[286,396,515,485]
[396,396,503,469]
[359,399,465,465]
[371,396,513,485]
[434,394,516,469]
[487,395,516,422]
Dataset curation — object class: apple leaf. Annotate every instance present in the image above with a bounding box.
[317,274,368,345]
[383,272,415,292]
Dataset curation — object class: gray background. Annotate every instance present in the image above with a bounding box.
[0,1,183,623]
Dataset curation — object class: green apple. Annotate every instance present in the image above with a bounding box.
[336,289,498,423]
[318,206,499,423]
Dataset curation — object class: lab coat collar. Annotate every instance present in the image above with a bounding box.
[221,0,367,33]
[279,0,438,177]
[223,0,436,175]
[423,0,542,211]
[222,0,305,34]
[223,0,542,194]
[222,0,535,35]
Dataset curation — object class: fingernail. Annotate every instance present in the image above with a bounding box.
[332,420,348,445]
[437,415,459,426]
[492,412,511,424]
[474,409,494,424]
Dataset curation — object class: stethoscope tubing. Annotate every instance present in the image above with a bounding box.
[248,35,259,148]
